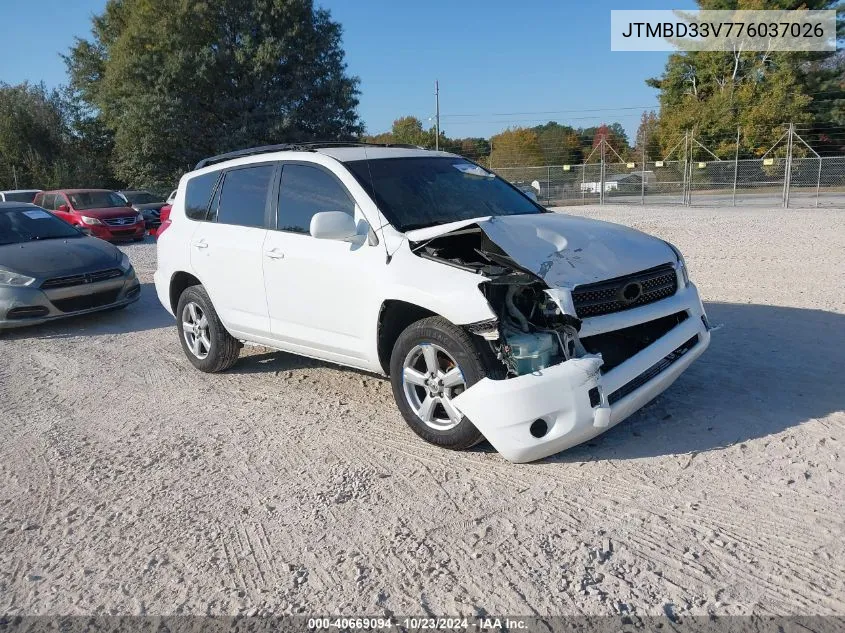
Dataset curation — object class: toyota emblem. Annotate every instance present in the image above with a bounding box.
[621,282,642,303]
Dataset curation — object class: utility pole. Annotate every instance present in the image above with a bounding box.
[12,164,18,189]
[434,80,440,151]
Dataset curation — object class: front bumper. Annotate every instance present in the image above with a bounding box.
[0,271,141,330]
[83,222,146,241]
[452,283,711,463]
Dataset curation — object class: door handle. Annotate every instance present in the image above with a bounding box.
[192,239,208,249]
[264,248,285,260]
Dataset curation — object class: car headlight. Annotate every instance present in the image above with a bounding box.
[136,214,145,223]
[119,252,132,272]
[0,267,36,287]
[664,241,689,286]
[80,216,103,226]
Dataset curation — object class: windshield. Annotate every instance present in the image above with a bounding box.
[345,157,544,232]
[0,208,81,245]
[68,191,126,210]
[3,191,39,203]
[123,191,161,204]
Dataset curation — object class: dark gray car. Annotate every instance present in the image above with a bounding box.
[119,190,166,231]
[0,202,141,330]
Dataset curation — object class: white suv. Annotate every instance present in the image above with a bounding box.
[154,143,710,463]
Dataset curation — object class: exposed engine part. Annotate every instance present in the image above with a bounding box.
[505,286,530,332]
[501,329,557,375]
[492,284,589,377]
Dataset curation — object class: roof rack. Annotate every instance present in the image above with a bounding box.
[193,141,428,170]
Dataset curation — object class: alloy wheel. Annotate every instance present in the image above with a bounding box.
[182,301,211,360]
[402,343,467,431]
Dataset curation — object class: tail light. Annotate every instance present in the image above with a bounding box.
[154,205,172,239]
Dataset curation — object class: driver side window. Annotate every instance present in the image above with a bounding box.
[277,164,355,234]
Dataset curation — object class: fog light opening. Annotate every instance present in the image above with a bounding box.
[529,419,549,439]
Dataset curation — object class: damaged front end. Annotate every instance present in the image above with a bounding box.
[409,218,711,463]
[411,223,595,378]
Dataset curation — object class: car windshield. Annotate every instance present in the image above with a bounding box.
[123,191,161,204]
[68,191,126,210]
[0,208,81,245]
[3,191,39,203]
[345,157,544,232]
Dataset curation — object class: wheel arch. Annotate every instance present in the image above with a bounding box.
[169,271,202,314]
[376,300,438,375]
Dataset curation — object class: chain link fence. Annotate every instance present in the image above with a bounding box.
[496,142,845,209]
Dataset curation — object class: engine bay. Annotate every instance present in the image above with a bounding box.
[411,227,589,377]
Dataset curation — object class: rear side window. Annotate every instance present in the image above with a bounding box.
[184,171,220,221]
[277,164,355,234]
[42,193,56,210]
[215,165,274,228]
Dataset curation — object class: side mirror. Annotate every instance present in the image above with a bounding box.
[310,211,358,241]
[57,204,69,212]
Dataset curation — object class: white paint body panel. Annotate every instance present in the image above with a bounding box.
[451,283,710,463]
[154,147,711,463]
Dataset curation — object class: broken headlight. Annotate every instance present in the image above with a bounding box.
[664,241,689,287]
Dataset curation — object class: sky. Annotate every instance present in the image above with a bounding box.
[0,0,698,142]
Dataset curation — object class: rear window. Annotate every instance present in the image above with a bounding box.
[124,191,161,204]
[3,191,39,203]
[214,165,275,228]
[184,172,220,221]
[68,191,126,210]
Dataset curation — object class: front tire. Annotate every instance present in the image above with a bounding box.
[389,316,504,450]
[176,285,241,373]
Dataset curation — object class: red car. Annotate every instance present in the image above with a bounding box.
[33,189,146,242]
[150,204,171,238]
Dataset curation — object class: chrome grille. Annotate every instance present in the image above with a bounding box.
[102,216,138,226]
[41,268,123,289]
[572,264,678,318]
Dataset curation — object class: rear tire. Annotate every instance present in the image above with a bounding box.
[176,285,241,373]
[389,316,504,450]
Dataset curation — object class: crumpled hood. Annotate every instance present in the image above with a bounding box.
[407,213,676,288]
[0,236,122,279]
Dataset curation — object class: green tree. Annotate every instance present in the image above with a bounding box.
[0,82,67,189]
[489,128,543,167]
[391,116,428,146]
[647,0,843,156]
[634,111,662,161]
[66,0,363,190]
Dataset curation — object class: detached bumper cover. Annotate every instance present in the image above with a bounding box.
[452,283,711,463]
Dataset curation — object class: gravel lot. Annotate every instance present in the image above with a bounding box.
[1,205,843,617]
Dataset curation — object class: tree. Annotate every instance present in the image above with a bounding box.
[65,0,363,190]
[0,83,66,189]
[391,116,428,146]
[489,128,543,167]
[634,111,662,161]
[647,0,843,156]
[533,121,583,165]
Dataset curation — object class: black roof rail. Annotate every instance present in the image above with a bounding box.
[193,141,430,170]
[194,144,299,170]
